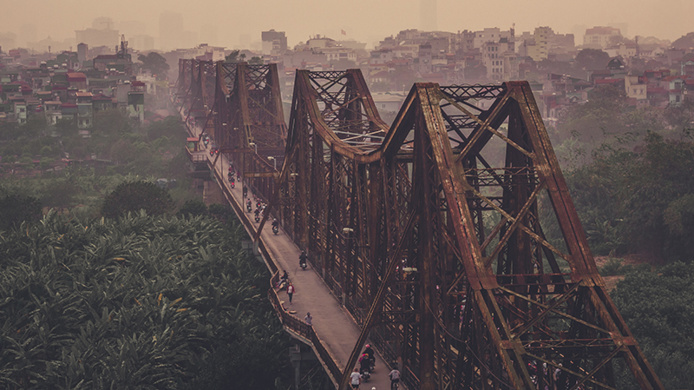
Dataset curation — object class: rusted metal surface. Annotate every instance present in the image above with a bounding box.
[177,60,285,201]
[176,63,663,389]
[272,70,662,389]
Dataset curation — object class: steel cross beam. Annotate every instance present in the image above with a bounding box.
[177,60,286,202]
[269,70,663,389]
[175,59,194,117]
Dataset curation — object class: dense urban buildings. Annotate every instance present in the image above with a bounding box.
[2,18,694,130]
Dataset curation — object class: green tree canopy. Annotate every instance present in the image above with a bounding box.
[138,52,170,79]
[101,181,173,218]
[612,263,694,388]
[0,212,292,388]
[224,50,240,63]
[566,133,694,259]
[575,48,610,70]
[248,56,263,65]
[0,192,42,230]
[178,199,208,217]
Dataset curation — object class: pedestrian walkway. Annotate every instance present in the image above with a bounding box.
[185,120,395,390]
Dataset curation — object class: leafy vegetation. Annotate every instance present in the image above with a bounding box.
[101,181,173,218]
[138,52,170,80]
[0,211,291,389]
[549,85,694,385]
[565,133,694,260]
[612,263,694,389]
[0,110,304,388]
[0,111,196,217]
[598,258,627,276]
[0,190,42,230]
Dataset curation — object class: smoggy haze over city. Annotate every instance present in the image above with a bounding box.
[1,0,692,50]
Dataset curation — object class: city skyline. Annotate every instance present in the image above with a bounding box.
[0,0,691,51]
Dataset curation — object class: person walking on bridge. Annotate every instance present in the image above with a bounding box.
[287,282,295,304]
[350,367,361,389]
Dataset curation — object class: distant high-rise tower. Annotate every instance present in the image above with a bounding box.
[420,0,438,31]
[261,30,288,56]
[159,12,185,51]
[77,42,88,63]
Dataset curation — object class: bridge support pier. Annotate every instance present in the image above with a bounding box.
[289,341,319,389]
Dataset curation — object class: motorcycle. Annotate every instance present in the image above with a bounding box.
[246,201,252,213]
[299,251,308,270]
[230,180,235,189]
[272,225,279,235]
[367,357,375,372]
[360,370,370,382]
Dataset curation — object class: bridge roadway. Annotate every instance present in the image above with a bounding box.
[183,120,395,390]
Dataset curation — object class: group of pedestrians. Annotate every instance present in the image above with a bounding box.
[278,269,313,328]
[349,362,401,390]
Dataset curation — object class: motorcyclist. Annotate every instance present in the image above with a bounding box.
[299,250,308,269]
[389,365,401,389]
[246,199,252,212]
[272,218,279,229]
[363,344,375,372]
[364,344,374,359]
[359,353,371,375]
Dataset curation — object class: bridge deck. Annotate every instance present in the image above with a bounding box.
[184,121,393,390]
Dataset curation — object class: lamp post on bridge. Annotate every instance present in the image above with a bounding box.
[267,156,277,171]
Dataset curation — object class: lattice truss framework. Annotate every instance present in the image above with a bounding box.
[273,70,663,390]
[177,60,287,198]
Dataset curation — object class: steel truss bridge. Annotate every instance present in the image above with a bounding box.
[175,59,663,390]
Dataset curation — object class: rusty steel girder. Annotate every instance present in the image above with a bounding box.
[270,70,663,390]
[185,60,216,123]
[175,59,195,118]
[175,58,193,100]
[176,60,286,201]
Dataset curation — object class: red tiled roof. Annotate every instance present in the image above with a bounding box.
[66,72,87,81]
[595,78,622,85]
[648,86,668,94]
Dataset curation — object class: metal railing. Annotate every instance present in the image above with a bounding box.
[181,108,345,388]
[261,245,342,385]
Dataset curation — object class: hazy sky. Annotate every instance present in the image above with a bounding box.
[2,0,692,49]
